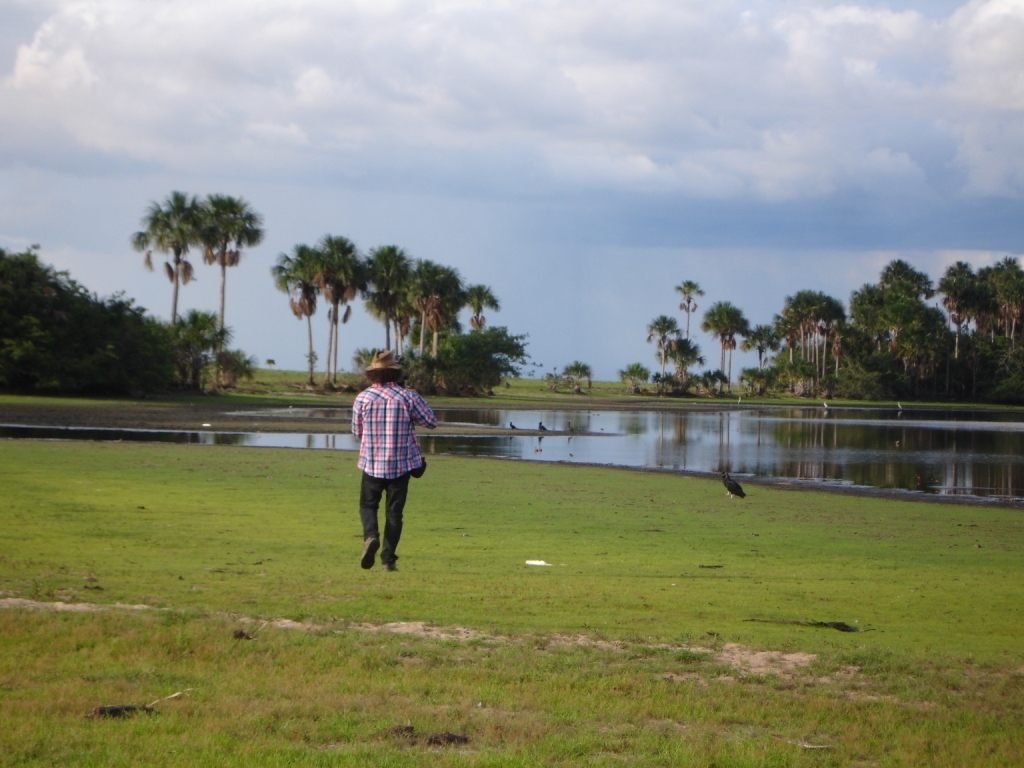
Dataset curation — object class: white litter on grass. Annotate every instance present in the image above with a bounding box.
[525,560,552,567]
[201,423,211,427]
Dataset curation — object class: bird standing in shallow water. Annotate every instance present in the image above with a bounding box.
[721,471,746,499]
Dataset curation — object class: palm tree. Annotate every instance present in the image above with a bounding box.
[198,194,265,338]
[938,261,977,359]
[740,325,780,370]
[131,191,202,323]
[618,363,650,394]
[424,265,466,358]
[352,347,379,371]
[880,259,934,301]
[849,283,886,350]
[410,260,445,357]
[646,315,681,380]
[393,292,416,358]
[815,295,846,381]
[364,245,412,354]
[171,309,229,390]
[675,280,704,339]
[315,235,365,386]
[989,256,1024,346]
[271,245,321,385]
[701,301,749,391]
[563,360,593,392]
[466,284,500,329]
[667,338,705,392]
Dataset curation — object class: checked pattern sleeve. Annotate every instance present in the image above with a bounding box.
[351,383,436,479]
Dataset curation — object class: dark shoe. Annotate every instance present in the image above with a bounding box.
[381,562,398,572]
[361,537,380,570]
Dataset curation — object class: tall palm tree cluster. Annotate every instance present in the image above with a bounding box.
[629,257,1024,403]
[272,239,500,388]
[132,191,264,389]
[133,191,264,333]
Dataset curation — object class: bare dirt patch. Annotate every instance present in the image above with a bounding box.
[715,643,816,677]
[1,599,820,678]
[0,598,151,612]
[353,620,492,642]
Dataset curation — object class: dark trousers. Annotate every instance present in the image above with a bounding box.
[359,472,410,565]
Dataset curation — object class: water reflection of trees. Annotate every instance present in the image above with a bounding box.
[420,436,520,458]
[435,409,501,426]
[764,418,1024,496]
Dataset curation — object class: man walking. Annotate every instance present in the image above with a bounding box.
[351,351,436,572]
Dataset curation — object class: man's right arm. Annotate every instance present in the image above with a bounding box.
[351,396,363,438]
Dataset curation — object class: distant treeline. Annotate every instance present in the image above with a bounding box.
[0,247,257,395]
[637,258,1024,403]
[0,246,174,394]
[753,258,1024,403]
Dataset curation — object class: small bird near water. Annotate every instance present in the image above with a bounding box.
[538,422,548,431]
[509,422,517,429]
[721,471,746,499]
[823,401,830,410]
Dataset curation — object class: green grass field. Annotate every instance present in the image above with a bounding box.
[2,439,1024,765]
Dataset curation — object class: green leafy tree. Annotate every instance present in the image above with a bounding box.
[171,310,229,390]
[216,349,258,387]
[271,245,321,385]
[406,327,527,395]
[131,191,202,323]
[0,246,174,394]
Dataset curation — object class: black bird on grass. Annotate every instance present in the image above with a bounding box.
[721,471,746,499]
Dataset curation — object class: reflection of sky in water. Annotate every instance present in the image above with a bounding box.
[7,405,1024,498]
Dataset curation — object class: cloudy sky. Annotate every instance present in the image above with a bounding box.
[2,0,1023,379]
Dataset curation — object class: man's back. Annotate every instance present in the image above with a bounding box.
[352,382,436,479]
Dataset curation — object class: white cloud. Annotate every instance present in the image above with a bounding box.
[2,0,1013,202]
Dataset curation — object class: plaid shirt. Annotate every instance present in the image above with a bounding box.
[351,382,436,479]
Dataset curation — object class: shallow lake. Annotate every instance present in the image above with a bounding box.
[5,405,1024,499]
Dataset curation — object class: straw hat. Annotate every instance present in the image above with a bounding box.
[365,350,402,371]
